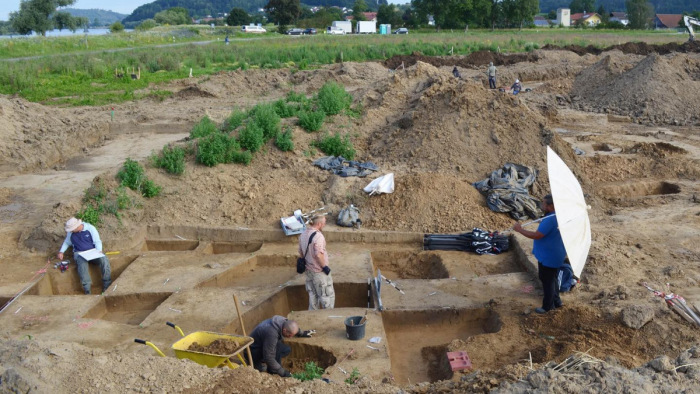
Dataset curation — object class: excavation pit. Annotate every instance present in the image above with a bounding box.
[142,239,199,252]
[592,143,613,152]
[225,283,374,334]
[83,293,171,325]
[28,255,139,296]
[283,342,337,374]
[599,180,681,199]
[382,308,501,384]
[371,251,449,279]
[203,241,263,254]
[197,255,297,288]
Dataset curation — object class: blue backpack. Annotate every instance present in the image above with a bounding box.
[558,263,577,292]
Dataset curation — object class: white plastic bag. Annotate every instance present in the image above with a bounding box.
[364,173,394,195]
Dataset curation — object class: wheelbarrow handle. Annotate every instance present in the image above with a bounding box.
[134,339,166,357]
[166,322,185,337]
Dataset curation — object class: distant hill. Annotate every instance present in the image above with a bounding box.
[540,0,700,14]
[122,0,355,24]
[62,8,127,26]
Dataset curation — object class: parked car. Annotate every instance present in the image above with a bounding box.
[242,25,266,33]
[393,28,409,34]
[287,28,304,35]
[326,27,345,35]
[303,28,317,35]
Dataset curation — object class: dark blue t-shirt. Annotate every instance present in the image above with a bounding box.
[533,212,566,268]
[70,230,96,252]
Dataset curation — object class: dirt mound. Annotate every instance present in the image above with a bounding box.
[571,53,700,125]
[384,51,540,70]
[0,96,109,174]
[174,86,217,99]
[543,40,700,56]
[188,339,240,355]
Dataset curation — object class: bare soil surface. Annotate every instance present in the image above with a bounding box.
[188,339,241,355]
[1,42,700,393]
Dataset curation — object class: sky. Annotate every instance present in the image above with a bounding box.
[0,0,410,21]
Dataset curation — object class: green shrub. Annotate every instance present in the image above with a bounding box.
[117,158,146,190]
[250,103,281,140]
[274,99,298,118]
[196,132,249,166]
[345,368,361,384]
[239,122,265,153]
[286,91,306,103]
[313,132,356,159]
[116,186,132,210]
[117,158,160,198]
[83,181,107,205]
[229,150,253,165]
[141,179,162,198]
[190,116,219,139]
[154,145,186,175]
[222,108,247,132]
[316,82,352,116]
[345,103,363,119]
[76,205,101,225]
[275,128,294,151]
[298,110,325,132]
[292,362,324,381]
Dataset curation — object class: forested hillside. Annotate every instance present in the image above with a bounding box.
[63,8,127,26]
[539,0,700,13]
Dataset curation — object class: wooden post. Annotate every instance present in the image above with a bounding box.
[233,294,254,367]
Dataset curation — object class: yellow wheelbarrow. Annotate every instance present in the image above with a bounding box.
[135,321,254,369]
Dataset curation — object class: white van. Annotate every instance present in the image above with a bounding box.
[242,25,266,33]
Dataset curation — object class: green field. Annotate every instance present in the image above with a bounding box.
[0,27,686,106]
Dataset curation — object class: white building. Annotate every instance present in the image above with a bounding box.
[556,8,571,27]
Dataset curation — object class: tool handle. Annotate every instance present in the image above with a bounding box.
[233,294,254,367]
[134,339,146,344]
[166,322,175,328]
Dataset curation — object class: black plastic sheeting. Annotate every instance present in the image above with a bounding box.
[424,228,509,255]
[313,156,378,177]
[473,163,542,221]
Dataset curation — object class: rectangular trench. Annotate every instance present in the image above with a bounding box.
[382,308,502,385]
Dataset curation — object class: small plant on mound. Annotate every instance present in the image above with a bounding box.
[117,158,145,190]
[76,205,101,225]
[286,90,306,103]
[316,82,352,116]
[117,158,161,198]
[196,133,251,166]
[298,110,325,132]
[153,145,186,175]
[222,108,247,132]
[275,127,294,151]
[345,368,361,384]
[274,99,298,118]
[239,122,265,153]
[190,115,219,139]
[250,102,281,140]
[313,132,355,159]
[292,362,324,381]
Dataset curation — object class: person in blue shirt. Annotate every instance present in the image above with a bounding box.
[510,79,522,95]
[513,194,566,314]
[57,217,111,295]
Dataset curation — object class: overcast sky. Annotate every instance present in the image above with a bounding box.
[1,0,410,21]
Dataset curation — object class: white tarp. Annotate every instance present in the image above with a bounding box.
[364,173,394,195]
[547,146,591,278]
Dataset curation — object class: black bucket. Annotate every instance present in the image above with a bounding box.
[344,316,366,340]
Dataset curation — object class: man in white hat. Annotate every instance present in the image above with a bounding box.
[510,79,522,95]
[57,217,111,294]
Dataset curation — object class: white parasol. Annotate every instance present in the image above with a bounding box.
[547,146,591,278]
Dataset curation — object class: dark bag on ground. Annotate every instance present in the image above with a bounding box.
[337,205,361,228]
[423,228,509,255]
[297,232,317,274]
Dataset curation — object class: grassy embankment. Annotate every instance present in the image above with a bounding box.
[0,28,685,106]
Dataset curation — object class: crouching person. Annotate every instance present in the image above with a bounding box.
[249,315,315,377]
[57,217,111,294]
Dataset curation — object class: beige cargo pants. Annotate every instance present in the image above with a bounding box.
[305,270,335,310]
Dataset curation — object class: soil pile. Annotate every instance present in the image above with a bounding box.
[542,40,700,56]
[384,51,540,70]
[571,53,700,125]
[0,97,109,174]
[188,339,240,355]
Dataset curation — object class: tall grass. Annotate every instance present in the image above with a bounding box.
[0,29,685,106]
